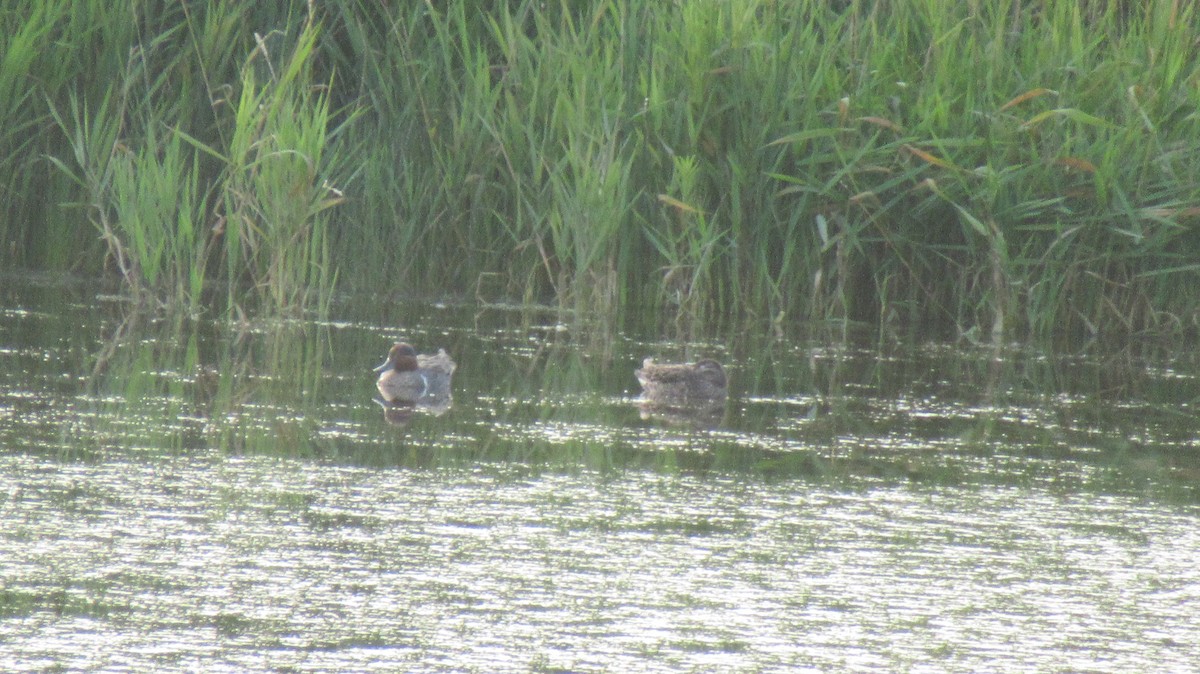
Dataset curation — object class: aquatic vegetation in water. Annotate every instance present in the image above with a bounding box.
[44,8,348,317]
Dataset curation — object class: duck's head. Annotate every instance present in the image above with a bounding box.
[693,359,727,387]
[374,342,419,373]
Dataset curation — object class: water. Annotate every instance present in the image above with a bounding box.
[2,274,1199,672]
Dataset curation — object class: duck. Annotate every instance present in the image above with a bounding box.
[374,342,456,404]
[634,357,727,406]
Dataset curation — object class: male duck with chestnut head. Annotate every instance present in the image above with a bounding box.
[374,342,456,404]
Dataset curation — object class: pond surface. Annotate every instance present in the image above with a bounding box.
[1,273,1199,673]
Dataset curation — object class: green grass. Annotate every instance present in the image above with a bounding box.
[3,0,1200,339]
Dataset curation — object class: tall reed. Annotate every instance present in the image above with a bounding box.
[6,0,1200,339]
[203,20,350,316]
[42,3,350,316]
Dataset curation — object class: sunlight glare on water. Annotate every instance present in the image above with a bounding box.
[3,454,1198,672]
[1,276,1199,672]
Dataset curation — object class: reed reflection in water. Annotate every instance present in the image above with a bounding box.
[0,275,1198,672]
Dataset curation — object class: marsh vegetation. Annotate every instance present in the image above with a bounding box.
[3,0,1199,338]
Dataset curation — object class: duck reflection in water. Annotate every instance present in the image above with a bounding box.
[373,397,419,426]
[373,342,455,419]
[634,357,728,427]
